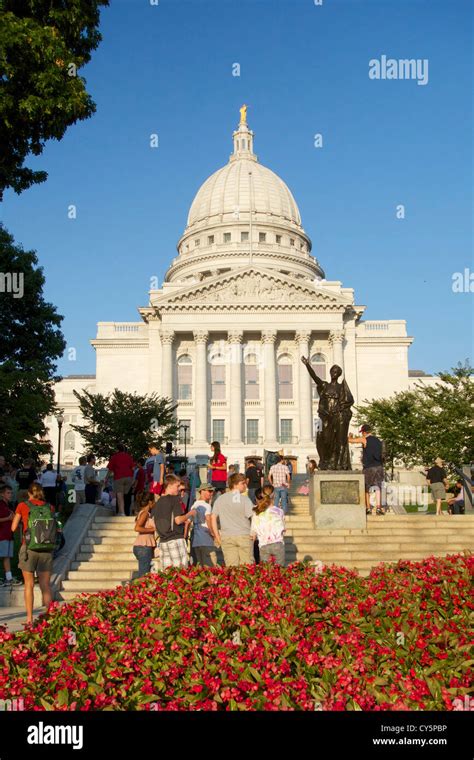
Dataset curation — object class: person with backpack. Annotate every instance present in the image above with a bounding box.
[11,482,60,625]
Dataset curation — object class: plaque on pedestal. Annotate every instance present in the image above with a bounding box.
[310,471,367,530]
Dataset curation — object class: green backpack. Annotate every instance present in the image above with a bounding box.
[24,501,58,552]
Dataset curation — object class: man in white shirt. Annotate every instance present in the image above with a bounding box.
[72,456,86,505]
[40,464,58,506]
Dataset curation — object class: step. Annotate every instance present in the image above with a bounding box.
[77,551,137,561]
[71,560,136,571]
[284,530,474,542]
[285,541,469,558]
[88,529,137,537]
[284,549,466,562]
[64,571,132,584]
[93,517,136,524]
[84,536,135,546]
[61,579,128,591]
[80,544,139,556]
[367,516,474,523]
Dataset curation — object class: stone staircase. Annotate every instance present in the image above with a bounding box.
[58,482,474,602]
[285,490,474,575]
[60,515,137,602]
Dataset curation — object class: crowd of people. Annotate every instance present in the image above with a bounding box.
[129,443,290,577]
[0,443,292,623]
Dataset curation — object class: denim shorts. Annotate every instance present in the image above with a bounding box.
[0,540,14,558]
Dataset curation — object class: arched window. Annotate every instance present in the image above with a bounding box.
[310,353,327,398]
[64,431,75,450]
[210,352,226,400]
[177,354,192,400]
[277,353,293,400]
[244,352,259,400]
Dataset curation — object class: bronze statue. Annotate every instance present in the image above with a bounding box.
[239,104,248,125]
[301,358,354,470]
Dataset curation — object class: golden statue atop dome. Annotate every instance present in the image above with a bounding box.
[239,104,248,125]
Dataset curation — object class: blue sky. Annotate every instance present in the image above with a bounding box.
[2,0,472,377]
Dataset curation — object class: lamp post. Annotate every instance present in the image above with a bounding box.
[55,412,64,476]
[182,424,189,466]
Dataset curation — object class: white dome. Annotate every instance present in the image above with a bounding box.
[186,158,302,230]
[166,114,324,284]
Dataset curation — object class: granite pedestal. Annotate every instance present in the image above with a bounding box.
[310,471,367,530]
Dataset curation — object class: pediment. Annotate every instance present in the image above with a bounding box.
[146,267,354,314]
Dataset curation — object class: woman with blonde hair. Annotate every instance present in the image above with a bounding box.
[250,484,286,566]
[11,483,57,625]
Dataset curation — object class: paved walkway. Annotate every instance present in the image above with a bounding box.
[0,606,46,634]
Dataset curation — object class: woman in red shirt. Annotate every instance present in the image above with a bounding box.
[11,483,54,626]
[209,441,227,502]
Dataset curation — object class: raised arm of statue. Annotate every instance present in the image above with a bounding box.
[301,356,324,393]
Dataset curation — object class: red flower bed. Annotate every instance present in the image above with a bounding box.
[0,554,472,710]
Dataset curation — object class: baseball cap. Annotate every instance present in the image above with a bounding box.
[198,483,215,492]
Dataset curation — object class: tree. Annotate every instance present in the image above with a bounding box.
[0,225,65,461]
[0,0,109,198]
[72,389,179,462]
[355,362,474,472]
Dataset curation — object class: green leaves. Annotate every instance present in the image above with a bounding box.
[0,225,65,460]
[71,388,179,460]
[355,362,474,470]
[0,1,109,198]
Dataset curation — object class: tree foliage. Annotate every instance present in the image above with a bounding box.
[355,362,474,471]
[72,389,179,462]
[0,0,109,198]
[0,224,65,461]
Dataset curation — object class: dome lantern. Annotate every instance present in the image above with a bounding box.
[230,104,257,163]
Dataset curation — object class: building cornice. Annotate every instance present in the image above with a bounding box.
[355,337,414,346]
[90,341,149,349]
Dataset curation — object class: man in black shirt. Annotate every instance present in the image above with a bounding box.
[151,474,191,569]
[348,425,385,515]
[245,459,263,504]
[15,459,38,503]
[426,458,449,516]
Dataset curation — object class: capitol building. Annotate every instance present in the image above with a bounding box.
[52,110,416,471]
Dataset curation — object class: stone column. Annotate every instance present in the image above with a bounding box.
[228,330,243,444]
[329,329,345,371]
[161,329,174,399]
[262,329,278,447]
[148,317,162,395]
[296,330,313,444]
[194,330,209,446]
